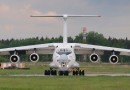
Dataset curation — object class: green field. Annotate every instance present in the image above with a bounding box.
[0,76,130,90]
[0,62,130,90]
[1,62,130,75]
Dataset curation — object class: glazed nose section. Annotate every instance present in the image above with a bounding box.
[60,54,68,61]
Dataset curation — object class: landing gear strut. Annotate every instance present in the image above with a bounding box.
[58,71,69,76]
[72,69,85,76]
[44,69,69,76]
[44,68,85,76]
[44,70,57,75]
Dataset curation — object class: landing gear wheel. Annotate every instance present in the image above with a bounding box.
[72,70,78,76]
[59,71,63,76]
[72,69,85,76]
[44,70,47,75]
[58,71,69,76]
[82,70,85,76]
[54,70,57,75]
[79,70,84,76]
[51,70,57,75]
[79,70,82,75]
[44,70,51,75]
[72,70,75,75]
[64,71,69,76]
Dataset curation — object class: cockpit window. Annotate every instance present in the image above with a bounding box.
[56,48,72,55]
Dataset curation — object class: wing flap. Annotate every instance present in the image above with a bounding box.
[74,43,130,56]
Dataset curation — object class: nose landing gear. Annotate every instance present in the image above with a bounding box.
[44,68,85,76]
[58,71,69,76]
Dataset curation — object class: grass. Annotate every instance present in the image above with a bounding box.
[1,62,130,75]
[0,76,130,90]
[0,62,130,90]
[81,63,130,74]
[0,62,49,75]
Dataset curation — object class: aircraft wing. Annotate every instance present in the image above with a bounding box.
[0,43,57,55]
[74,43,130,56]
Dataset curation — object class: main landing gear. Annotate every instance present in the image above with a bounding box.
[44,70,57,75]
[44,69,85,76]
[44,70,69,76]
[72,70,85,76]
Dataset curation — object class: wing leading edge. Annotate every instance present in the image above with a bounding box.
[0,43,59,55]
[74,43,130,56]
[0,43,130,56]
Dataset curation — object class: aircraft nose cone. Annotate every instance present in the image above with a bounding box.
[60,54,68,61]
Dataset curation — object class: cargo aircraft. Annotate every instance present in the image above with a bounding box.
[0,14,130,76]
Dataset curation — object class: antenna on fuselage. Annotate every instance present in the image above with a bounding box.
[30,14,101,44]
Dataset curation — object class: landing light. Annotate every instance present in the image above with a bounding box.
[67,65,69,67]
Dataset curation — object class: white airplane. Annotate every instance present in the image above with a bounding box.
[0,14,130,76]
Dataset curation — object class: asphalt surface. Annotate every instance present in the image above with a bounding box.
[85,73,130,76]
[1,73,130,76]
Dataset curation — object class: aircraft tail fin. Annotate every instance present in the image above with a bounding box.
[31,14,101,44]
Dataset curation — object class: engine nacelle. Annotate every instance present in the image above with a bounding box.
[109,55,119,64]
[10,54,20,63]
[89,53,99,63]
[30,53,39,62]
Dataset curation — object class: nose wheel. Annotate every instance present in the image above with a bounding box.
[58,71,69,76]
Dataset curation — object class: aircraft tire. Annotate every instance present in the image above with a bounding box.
[79,70,85,76]
[53,70,56,75]
[55,70,57,75]
[51,70,57,75]
[50,70,54,75]
[47,70,50,75]
[72,71,75,75]
[64,71,69,76]
[75,70,78,76]
[79,70,82,76]
[44,70,47,75]
[73,71,76,76]
[59,71,63,76]
[73,70,78,76]
[82,70,85,76]
[44,70,50,75]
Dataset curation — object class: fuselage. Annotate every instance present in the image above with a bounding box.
[49,44,79,71]
[30,14,101,73]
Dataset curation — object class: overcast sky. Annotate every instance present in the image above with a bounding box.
[0,0,130,39]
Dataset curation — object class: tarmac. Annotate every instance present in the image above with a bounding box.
[1,73,130,77]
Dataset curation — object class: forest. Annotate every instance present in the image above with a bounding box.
[0,31,130,63]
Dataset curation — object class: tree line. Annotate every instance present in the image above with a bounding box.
[0,31,130,63]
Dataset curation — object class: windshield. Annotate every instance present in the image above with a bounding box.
[56,48,72,55]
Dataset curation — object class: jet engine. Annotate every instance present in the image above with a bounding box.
[10,54,20,63]
[89,53,99,63]
[30,53,39,62]
[109,55,119,64]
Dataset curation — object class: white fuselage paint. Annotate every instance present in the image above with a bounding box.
[49,44,79,71]
[31,14,100,71]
